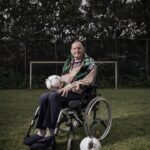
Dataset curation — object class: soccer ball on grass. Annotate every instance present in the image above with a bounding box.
[80,136,101,150]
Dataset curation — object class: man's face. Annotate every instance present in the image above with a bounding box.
[71,42,84,59]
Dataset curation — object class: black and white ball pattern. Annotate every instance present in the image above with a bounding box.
[45,75,62,90]
[80,137,101,150]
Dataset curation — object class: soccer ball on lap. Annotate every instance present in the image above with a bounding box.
[45,75,62,90]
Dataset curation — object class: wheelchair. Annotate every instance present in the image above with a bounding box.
[24,85,112,150]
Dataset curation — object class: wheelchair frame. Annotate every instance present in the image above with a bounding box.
[24,88,112,150]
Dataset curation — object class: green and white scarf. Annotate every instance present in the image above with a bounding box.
[61,53,95,81]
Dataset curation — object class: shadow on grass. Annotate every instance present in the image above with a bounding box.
[55,127,87,150]
[44,112,150,150]
[103,112,150,146]
[56,112,150,149]
[3,112,149,150]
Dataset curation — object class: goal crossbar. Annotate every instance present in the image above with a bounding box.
[29,61,118,89]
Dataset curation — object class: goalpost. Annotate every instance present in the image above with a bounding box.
[29,61,118,89]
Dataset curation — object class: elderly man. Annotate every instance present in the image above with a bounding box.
[25,40,97,149]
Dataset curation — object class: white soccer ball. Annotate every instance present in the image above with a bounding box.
[80,137,101,150]
[45,75,62,90]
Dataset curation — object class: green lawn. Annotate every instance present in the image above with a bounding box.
[0,89,150,150]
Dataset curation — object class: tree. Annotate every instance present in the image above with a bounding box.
[81,0,146,39]
[48,0,84,42]
[0,0,148,40]
[0,0,84,41]
[136,0,150,38]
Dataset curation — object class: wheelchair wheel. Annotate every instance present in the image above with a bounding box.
[84,96,112,140]
[67,137,74,150]
[57,109,70,137]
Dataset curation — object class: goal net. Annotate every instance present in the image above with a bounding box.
[29,61,118,89]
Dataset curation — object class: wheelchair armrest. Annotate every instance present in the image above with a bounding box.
[68,84,99,111]
[81,84,99,95]
[80,84,99,89]
[88,84,99,89]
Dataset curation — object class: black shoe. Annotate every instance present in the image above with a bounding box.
[23,134,44,146]
[30,136,56,150]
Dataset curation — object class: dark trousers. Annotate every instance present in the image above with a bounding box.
[36,91,85,129]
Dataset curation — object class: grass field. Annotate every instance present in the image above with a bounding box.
[0,89,150,150]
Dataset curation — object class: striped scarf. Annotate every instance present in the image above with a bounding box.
[61,53,95,81]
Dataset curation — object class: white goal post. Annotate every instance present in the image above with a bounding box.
[29,61,118,89]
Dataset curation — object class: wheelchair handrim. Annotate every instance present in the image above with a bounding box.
[84,96,112,140]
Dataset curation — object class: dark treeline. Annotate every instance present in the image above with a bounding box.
[0,0,149,40]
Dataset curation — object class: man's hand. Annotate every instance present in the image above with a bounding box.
[57,84,73,97]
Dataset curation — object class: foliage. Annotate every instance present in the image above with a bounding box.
[0,0,149,40]
[81,0,146,39]
[0,0,84,41]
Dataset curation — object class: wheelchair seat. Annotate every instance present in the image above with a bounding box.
[68,94,96,112]
[67,85,99,111]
